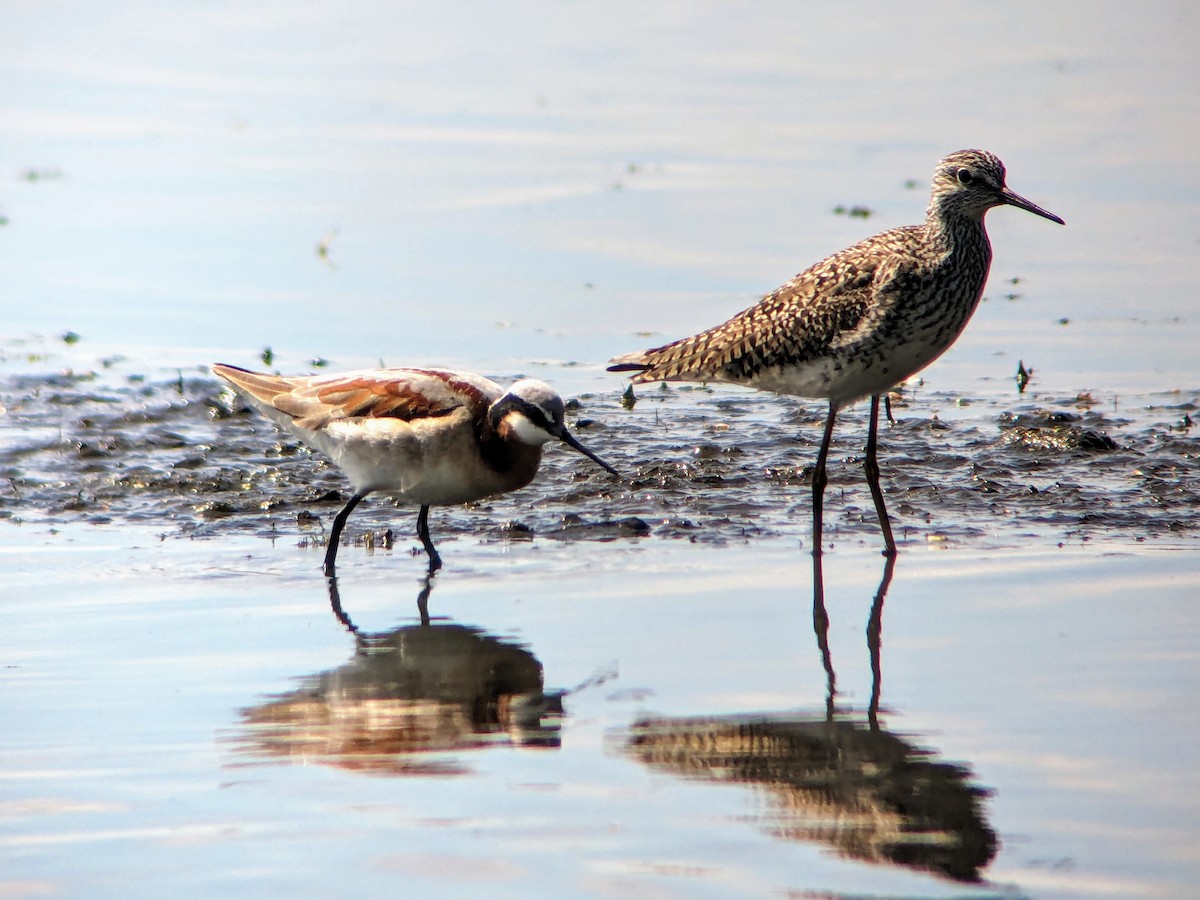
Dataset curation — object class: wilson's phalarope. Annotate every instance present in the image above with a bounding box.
[212,364,617,573]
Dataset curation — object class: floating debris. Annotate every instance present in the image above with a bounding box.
[833,204,873,218]
[315,229,338,268]
[22,167,64,182]
[1016,361,1031,393]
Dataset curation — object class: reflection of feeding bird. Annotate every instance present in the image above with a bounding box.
[238,618,558,773]
[212,364,617,573]
[610,150,1063,554]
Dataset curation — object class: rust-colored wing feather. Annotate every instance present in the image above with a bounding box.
[609,227,923,384]
[213,364,503,431]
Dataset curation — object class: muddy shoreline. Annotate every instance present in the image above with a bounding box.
[2,360,1195,559]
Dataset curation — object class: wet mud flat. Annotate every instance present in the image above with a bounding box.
[0,358,1197,556]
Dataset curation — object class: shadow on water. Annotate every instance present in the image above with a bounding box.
[233,574,562,775]
[624,554,998,884]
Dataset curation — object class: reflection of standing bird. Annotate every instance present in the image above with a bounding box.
[610,150,1063,554]
[213,364,617,573]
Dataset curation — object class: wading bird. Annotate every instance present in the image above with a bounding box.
[610,149,1063,555]
[214,364,617,573]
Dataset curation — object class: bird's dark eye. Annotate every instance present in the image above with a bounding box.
[956,168,975,185]
[519,399,553,431]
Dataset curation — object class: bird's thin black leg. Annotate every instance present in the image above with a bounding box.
[323,492,369,576]
[811,403,839,557]
[863,394,897,556]
[416,504,443,572]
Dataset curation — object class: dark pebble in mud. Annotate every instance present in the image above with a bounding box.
[763,465,810,486]
[196,500,239,519]
[692,442,745,460]
[498,521,536,541]
[74,441,113,459]
[545,514,652,541]
[1002,426,1117,453]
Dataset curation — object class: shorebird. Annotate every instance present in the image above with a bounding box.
[609,149,1063,555]
[212,363,618,573]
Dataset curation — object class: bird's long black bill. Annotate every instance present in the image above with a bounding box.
[558,429,619,476]
[1002,187,1065,225]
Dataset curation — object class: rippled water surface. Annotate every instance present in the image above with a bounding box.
[3,2,1200,898]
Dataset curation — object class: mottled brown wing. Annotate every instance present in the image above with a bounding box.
[609,241,885,384]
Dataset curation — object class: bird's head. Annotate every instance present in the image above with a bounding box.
[930,149,1064,225]
[492,380,618,476]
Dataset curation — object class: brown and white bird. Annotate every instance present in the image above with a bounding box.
[609,149,1063,555]
[213,364,617,573]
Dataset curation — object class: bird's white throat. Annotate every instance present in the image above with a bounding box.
[505,410,556,446]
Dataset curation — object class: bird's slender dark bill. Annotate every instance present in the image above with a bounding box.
[1001,187,1065,225]
[556,429,619,476]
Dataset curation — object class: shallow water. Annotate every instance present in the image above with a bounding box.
[3,1,1200,897]
[2,355,1198,899]
[3,528,1198,898]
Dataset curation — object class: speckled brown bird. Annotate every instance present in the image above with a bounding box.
[609,149,1064,555]
[213,364,617,574]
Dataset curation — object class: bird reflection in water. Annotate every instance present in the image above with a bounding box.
[235,573,561,775]
[626,554,998,883]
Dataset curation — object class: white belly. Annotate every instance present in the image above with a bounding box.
[305,413,516,506]
[746,333,951,408]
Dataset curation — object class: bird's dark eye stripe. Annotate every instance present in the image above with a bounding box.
[509,397,554,430]
[527,404,552,429]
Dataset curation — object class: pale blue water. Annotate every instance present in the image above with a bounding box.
[2,2,1199,898]
[2,2,1197,386]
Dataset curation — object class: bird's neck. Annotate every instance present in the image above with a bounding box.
[926,202,993,261]
[479,411,543,481]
